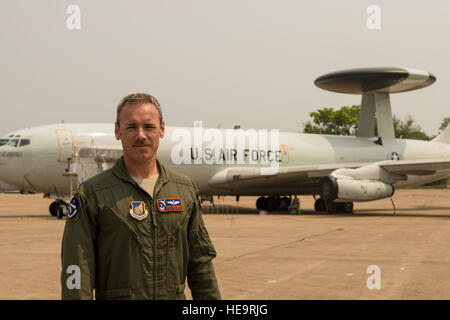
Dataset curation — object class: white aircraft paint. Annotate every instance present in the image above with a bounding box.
[1,123,449,198]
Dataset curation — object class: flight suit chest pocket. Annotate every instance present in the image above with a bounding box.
[101,206,144,247]
[155,198,191,233]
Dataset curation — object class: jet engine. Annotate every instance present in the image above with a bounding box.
[319,176,394,202]
[318,162,405,202]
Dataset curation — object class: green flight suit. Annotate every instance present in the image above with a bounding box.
[61,157,220,300]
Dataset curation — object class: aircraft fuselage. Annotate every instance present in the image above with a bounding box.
[0,123,449,198]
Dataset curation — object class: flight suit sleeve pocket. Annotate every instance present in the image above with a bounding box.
[189,225,217,263]
[176,284,185,294]
[97,288,132,300]
[175,284,186,300]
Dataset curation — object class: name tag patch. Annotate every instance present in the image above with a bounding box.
[129,201,149,220]
[157,198,183,212]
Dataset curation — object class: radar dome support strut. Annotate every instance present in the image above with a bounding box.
[359,92,395,143]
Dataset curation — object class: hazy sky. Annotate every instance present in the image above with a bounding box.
[1,0,449,136]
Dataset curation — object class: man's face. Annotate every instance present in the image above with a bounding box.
[115,102,165,165]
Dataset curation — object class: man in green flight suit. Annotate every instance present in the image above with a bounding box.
[61,93,221,300]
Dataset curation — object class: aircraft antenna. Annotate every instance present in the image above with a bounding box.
[315,67,436,145]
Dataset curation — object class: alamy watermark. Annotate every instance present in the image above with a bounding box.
[170,121,281,173]
[366,265,381,290]
[66,5,81,30]
[366,5,381,30]
[66,265,81,290]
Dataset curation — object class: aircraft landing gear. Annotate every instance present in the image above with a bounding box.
[256,196,292,212]
[49,200,69,219]
[341,201,354,213]
[314,198,326,211]
[314,198,354,213]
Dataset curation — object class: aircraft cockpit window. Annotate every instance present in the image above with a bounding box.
[19,139,30,147]
[7,139,19,147]
[0,139,9,147]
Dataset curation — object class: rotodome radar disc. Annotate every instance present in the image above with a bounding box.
[314,67,436,94]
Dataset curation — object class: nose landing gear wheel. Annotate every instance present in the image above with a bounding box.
[49,200,68,218]
[57,204,68,219]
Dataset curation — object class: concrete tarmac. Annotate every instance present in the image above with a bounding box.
[1,189,449,300]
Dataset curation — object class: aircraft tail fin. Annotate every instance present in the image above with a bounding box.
[432,124,450,144]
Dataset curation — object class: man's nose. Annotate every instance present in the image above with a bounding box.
[136,127,147,139]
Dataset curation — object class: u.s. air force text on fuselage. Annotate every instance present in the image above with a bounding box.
[190,147,282,164]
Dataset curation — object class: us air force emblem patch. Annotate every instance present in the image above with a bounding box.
[129,201,149,220]
[157,198,183,212]
[68,197,78,219]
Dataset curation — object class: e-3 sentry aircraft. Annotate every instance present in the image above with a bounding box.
[1,67,450,218]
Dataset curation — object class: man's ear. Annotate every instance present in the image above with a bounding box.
[160,120,165,138]
[114,122,121,140]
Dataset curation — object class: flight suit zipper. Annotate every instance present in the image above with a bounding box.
[151,180,168,300]
[134,180,159,299]
[134,178,166,300]
[151,198,158,300]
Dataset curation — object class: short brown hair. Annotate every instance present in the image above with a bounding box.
[116,93,163,125]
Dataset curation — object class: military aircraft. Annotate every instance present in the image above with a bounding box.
[1,67,450,218]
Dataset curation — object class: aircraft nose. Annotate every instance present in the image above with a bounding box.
[0,152,6,175]
[0,154,18,191]
[0,142,23,191]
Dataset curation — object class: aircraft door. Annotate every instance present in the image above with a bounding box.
[55,129,74,163]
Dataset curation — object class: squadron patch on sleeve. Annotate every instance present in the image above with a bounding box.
[68,197,79,219]
[129,201,149,220]
[157,198,183,212]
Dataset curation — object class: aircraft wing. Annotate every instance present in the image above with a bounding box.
[379,159,450,176]
[208,159,450,193]
[208,162,369,192]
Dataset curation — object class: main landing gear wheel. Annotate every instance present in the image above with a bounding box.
[256,197,268,210]
[314,198,354,213]
[341,201,354,213]
[256,196,291,212]
[314,198,326,211]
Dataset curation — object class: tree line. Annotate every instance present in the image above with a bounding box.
[302,105,450,140]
